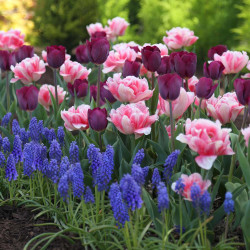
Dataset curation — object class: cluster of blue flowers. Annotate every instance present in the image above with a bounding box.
[224,192,234,215]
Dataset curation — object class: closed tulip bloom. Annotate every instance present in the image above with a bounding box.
[214,50,249,74]
[16,86,39,111]
[203,61,225,80]
[157,56,173,75]
[158,73,182,101]
[171,51,197,79]
[86,37,110,65]
[67,79,88,98]
[88,108,108,132]
[195,77,218,99]
[42,50,71,63]
[75,44,90,64]
[141,46,161,72]
[15,45,34,63]
[91,31,107,39]
[207,45,228,60]
[100,82,116,103]
[46,45,66,68]
[0,50,16,71]
[233,79,250,106]
[122,60,141,77]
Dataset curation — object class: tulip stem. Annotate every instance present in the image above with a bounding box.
[97,65,101,107]
[185,78,188,91]
[53,69,59,107]
[6,71,10,111]
[169,101,175,151]
[98,132,102,152]
[151,73,155,89]
[241,106,249,129]
[199,98,202,118]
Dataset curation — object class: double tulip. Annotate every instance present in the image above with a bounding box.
[16,86,39,111]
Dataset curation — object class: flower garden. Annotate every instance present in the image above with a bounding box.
[0,16,249,249]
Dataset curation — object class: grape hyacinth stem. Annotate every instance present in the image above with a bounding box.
[6,71,10,111]
[97,65,101,107]
[169,101,175,151]
[53,68,59,107]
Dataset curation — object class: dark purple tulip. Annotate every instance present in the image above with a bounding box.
[0,50,16,71]
[86,37,110,65]
[234,79,250,106]
[157,56,173,75]
[130,46,140,53]
[141,46,161,72]
[195,77,218,99]
[171,51,197,79]
[15,45,34,63]
[88,107,108,132]
[46,45,66,68]
[207,45,228,60]
[100,82,116,103]
[203,61,225,80]
[90,85,105,106]
[122,60,141,77]
[91,31,107,39]
[67,79,88,98]
[16,86,39,111]
[75,44,90,64]
[158,73,182,101]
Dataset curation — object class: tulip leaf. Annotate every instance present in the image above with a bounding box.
[241,200,250,249]
[211,169,224,202]
[147,139,167,163]
[32,104,47,122]
[158,116,170,155]
[149,82,159,116]
[119,158,130,179]
[0,103,6,117]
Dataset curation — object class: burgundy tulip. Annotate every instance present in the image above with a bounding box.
[15,45,34,63]
[86,37,110,65]
[195,77,218,99]
[0,50,16,71]
[46,45,66,68]
[100,82,116,103]
[157,56,173,75]
[207,45,228,60]
[90,85,105,106]
[122,60,141,78]
[141,46,161,72]
[203,61,224,80]
[158,73,182,101]
[130,46,140,53]
[16,86,39,111]
[88,107,108,132]
[67,79,88,98]
[91,31,107,39]
[234,79,250,106]
[171,51,197,79]
[75,44,90,64]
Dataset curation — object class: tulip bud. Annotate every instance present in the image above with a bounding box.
[46,45,66,68]
[234,79,250,106]
[75,44,90,64]
[16,86,39,111]
[90,85,105,106]
[207,45,228,60]
[141,46,161,72]
[158,73,182,101]
[0,50,16,71]
[88,107,108,131]
[100,82,116,103]
[67,79,88,98]
[122,60,141,78]
[157,56,173,75]
[86,37,110,65]
[15,45,34,63]
[195,77,218,99]
[171,51,197,79]
[203,61,224,80]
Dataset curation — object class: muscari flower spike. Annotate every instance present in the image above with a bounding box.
[87,144,102,182]
[47,159,59,183]
[57,126,65,146]
[12,135,23,164]
[175,177,185,195]
[5,154,18,181]
[58,172,69,201]
[20,128,30,145]
[23,142,36,177]
[1,112,12,127]
[49,139,62,163]
[12,119,20,136]
[2,137,10,154]
[133,148,145,165]
[224,192,234,215]
[152,168,161,189]
[84,186,95,203]
[142,166,149,179]
[59,156,70,178]
[0,151,5,167]
[29,117,39,142]
[131,163,145,186]
[157,182,170,212]
[69,141,79,164]
[71,163,84,199]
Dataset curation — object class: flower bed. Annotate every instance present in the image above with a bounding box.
[0,18,249,249]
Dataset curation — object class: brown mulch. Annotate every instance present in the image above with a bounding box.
[0,205,83,250]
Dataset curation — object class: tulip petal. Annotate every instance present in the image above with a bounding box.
[195,155,217,170]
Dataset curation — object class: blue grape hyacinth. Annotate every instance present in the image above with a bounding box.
[49,139,62,163]
[69,141,79,164]
[224,192,234,215]
[12,135,23,163]
[71,163,84,199]
[84,186,95,203]
[163,150,180,183]
[152,168,161,189]
[1,112,12,127]
[132,148,145,165]
[131,164,145,186]
[157,182,169,212]
[5,154,18,181]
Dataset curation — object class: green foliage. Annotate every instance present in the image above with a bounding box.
[33,0,99,51]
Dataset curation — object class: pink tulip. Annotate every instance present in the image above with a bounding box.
[188,76,199,92]
[171,173,211,200]
[10,55,46,84]
[206,92,244,124]
[38,84,66,111]
[159,87,194,119]
[106,73,153,103]
[214,50,249,74]
[86,23,106,37]
[242,61,250,79]
[103,47,137,74]
[113,42,140,52]
[165,124,177,138]
[60,60,91,83]
[194,97,207,110]
[42,50,71,63]
[242,126,250,147]
[163,27,198,50]
[0,29,25,51]
[61,104,90,131]
[140,64,153,79]
[176,119,234,169]
[108,101,158,138]
[108,17,129,41]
